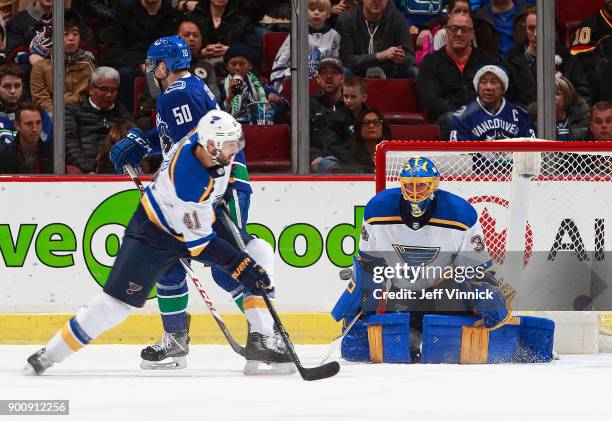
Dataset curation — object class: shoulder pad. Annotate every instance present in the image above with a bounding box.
[430,190,478,230]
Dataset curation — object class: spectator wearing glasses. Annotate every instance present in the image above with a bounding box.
[417,13,497,139]
[417,0,473,52]
[315,108,389,173]
[65,66,133,174]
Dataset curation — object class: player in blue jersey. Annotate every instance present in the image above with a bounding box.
[24,110,293,376]
[108,37,264,372]
[332,156,517,361]
[450,65,536,141]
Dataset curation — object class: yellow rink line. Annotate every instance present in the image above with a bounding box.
[0,313,341,345]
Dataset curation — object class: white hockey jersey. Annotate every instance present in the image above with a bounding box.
[359,187,493,289]
[140,132,232,256]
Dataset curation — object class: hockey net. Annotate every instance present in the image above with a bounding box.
[375,140,612,353]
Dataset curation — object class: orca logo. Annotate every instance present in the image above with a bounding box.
[467,196,533,267]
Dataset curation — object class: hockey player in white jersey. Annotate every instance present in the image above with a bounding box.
[332,156,516,360]
[450,65,536,141]
[24,110,293,376]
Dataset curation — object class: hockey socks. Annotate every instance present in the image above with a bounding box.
[46,293,130,363]
[244,296,275,337]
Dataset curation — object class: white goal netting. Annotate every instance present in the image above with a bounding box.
[375,140,612,353]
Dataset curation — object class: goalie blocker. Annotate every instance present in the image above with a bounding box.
[331,257,555,363]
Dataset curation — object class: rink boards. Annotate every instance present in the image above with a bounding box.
[1,176,611,345]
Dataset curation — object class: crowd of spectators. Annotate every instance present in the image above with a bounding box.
[0,0,609,175]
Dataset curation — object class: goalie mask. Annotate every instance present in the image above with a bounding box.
[145,36,191,91]
[399,157,440,217]
[197,110,244,164]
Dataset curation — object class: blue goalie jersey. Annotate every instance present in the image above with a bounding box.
[450,98,536,141]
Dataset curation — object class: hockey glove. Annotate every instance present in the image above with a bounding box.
[109,128,154,174]
[29,27,53,58]
[230,253,272,296]
[466,272,516,330]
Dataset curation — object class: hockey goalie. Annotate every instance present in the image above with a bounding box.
[331,156,555,364]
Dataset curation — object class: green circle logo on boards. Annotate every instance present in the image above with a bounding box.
[82,190,156,299]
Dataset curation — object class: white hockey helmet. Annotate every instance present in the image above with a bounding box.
[196,110,244,159]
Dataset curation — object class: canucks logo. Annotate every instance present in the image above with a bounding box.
[157,119,173,155]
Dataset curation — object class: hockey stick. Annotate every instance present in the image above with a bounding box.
[217,201,340,381]
[124,164,245,357]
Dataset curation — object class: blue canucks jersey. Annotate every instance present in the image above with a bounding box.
[155,72,251,194]
[156,72,219,154]
[450,98,536,141]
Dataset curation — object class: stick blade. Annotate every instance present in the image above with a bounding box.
[299,361,340,381]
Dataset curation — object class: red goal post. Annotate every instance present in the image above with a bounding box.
[374,139,612,353]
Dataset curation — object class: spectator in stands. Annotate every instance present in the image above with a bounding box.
[336,0,416,79]
[553,76,590,141]
[188,0,260,78]
[309,57,344,167]
[570,0,612,103]
[417,13,496,139]
[65,67,133,174]
[472,0,530,59]
[222,43,287,124]
[4,0,53,67]
[30,10,95,115]
[95,119,138,174]
[0,102,52,174]
[450,65,535,140]
[587,101,612,141]
[312,75,369,172]
[137,16,222,125]
[417,0,472,53]
[271,0,341,93]
[330,0,357,25]
[504,5,591,110]
[393,0,444,37]
[104,0,180,112]
[0,63,52,144]
[322,108,390,173]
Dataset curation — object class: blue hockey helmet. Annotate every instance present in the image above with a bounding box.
[399,157,440,217]
[146,35,191,73]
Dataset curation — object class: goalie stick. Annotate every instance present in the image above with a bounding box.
[124,164,245,357]
[217,201,340,381]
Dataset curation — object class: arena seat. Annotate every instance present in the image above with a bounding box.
[389,124,440,141]
[242,124,291,172]
[281,78,321,102]
[262,32,289,79]
[365,79,426,124]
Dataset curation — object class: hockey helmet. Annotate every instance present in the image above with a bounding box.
[146,35,191,74]
[197,110,244,160]
[399,157,440,217]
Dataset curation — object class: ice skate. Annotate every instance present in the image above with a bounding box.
[140,313,191,370]
[23,348,53,376]
[243,329,296,375]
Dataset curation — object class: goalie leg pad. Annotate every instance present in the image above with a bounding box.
[422,314,553,363]
[340,319,370,362]
[364,313,412,363]
[517,316,555,362]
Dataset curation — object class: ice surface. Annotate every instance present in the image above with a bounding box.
[2,345,612,421]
